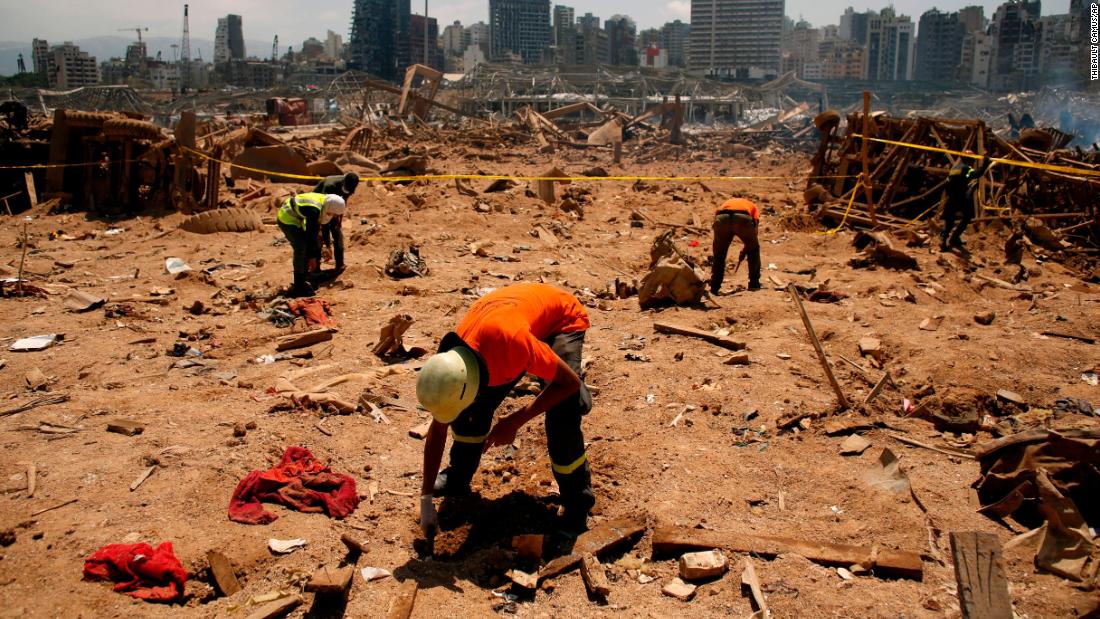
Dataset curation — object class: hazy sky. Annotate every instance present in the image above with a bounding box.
[0,0,1073,46]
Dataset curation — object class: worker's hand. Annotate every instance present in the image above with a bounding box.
[482,416,519,452]
[419,494,438,538]
[307,258,319,272]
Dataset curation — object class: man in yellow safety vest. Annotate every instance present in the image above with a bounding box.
[276,192,346,297]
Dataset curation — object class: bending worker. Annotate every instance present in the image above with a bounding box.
[710,197,761,293]
[276,192,346,297]
[416,283,595,538]
[312,172,359,272]
[940,151,991,252]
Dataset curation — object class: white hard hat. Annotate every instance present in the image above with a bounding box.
[323,194,346,217]
[416,345,481,424]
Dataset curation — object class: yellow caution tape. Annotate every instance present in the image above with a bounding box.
[851,134,1100,179]
[822,173,865,235]
[176,145,858,184]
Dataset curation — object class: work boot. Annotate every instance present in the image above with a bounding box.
[747,281,762,291]
[553,462,595,536]
[433,468,472,497]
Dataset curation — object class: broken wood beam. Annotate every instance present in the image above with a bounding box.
[538,519,645,580]
[740,558,772,619]
[206,550,242,596]
[580,554,611,598]
[385,580,419,619]
[949,532,1012,619]
[340,533,369,557]
[652,322,746,351]
[244,594,302,619]
[888,432,976,459]
[651,526,922,580]
[276,328,335,351]
[787,283,850,410]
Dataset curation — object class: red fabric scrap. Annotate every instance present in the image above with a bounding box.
[287,297,335,327]
[228,445,359,525]
[82,542,187,603]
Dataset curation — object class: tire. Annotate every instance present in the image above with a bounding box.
[103,118,164,141]
[179,208,264,234]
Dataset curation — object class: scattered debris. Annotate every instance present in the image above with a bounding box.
[679,549,729,580]
[662,577,697,601]
[268,538,307,554]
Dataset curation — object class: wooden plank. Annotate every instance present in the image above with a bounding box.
[652,527,923,580]
[580,554,611,598]
[888,432,975,459]
[787,284,850,410]
[276,328,334,351]
[949,532,1012,619]
[30,497,77,517]
[129,465,156,491]
[385,580,418,619]
[26,463,36,498]
[538,519,645,580]
[244,595,302,619]
[306,565,354,596]
[864,371,891,405]
[652,322,746,351]
[740,558,771,619]
[206,550,242,596]
[24,172,37,207]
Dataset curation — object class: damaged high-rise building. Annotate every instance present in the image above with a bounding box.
[350,0,411,81]
[489,0,551,64]
[689,0,784,79]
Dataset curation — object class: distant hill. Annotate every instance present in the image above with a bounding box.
[0,36,273,77]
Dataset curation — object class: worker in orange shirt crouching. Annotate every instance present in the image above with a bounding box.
[711,197,761,293]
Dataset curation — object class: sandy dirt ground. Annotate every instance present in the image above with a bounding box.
[0,142,1098,618]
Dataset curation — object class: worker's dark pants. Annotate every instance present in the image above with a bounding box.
[322,219,344,269]
[941,198,973,248]
[446,331,594,513]
[711,211,761,292]
[278,221,311,288]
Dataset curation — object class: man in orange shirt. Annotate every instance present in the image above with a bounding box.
[416,283,594,538]
[711,197,761,292]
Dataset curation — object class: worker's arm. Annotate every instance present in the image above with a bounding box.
[420,420,448,496]
[483,356,582,450]
[312,180,325,193]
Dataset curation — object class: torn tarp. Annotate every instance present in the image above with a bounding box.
[973,428,1099,580]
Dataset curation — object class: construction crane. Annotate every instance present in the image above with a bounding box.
[118,27,148,43]
[272,35,279,62]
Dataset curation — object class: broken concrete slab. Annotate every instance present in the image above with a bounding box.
[507,569,538,589]
[679,549,729,580]
[858,337,883,362]
[25,368,48,391]
[662,577,696,601]
[840,434,872,455]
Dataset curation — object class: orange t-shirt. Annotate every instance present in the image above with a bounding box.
[716,198,760,221]
[456,283,590,386]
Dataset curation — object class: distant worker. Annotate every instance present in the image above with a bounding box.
[710,197,761,293]
[276,192,346,297]
[416,283,595,540]
[940,151,991,252]
[312,172,359,272]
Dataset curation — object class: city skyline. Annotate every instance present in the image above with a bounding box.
[0,0,1075,48]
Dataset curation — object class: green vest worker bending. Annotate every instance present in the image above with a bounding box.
[276,192,345,297]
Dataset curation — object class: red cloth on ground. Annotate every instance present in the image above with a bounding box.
[82,542,187,603]
[228,445,359,525]
[287,297,335,326]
